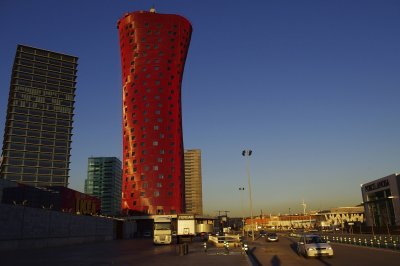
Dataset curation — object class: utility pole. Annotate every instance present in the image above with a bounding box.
[242,149,254,241]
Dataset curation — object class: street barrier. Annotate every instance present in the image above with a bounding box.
[319,234,400,251]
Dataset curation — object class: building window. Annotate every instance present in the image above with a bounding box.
[154,191,160,197]
[156,183,162,188]
[158,174,164,179]
[142,182,148,188]
[140,192,145,197]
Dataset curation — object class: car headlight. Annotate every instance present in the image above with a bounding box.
[327,247,333,250]
[306,248,315,251]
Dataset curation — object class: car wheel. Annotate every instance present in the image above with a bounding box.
[296,247,301,256]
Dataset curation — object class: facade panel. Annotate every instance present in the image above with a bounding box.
[117,10,192,214]
[0,45,77,187]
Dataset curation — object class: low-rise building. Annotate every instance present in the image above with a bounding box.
[361,173,400,227]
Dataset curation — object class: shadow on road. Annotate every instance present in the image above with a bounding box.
[248,247,262,266]
[270,255,281,266]
[287,238,298,254]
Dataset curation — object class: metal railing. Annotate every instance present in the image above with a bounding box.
[319,234,400,251]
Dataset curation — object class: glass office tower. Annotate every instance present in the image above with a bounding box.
[85,157,122,216]
[0,45,77,187]
[117,9,192,214]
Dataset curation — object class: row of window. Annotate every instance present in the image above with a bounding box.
[8,129,70,141]
[13,94,73,107]
[2,174,66,183]
[127,181,171,193]
[19,46,76,63]
[11,99,73,114]
[13,78,75,94]
[9,120,70,133]
[11,106,72,120]
[14,85,74,101]
[6,143,69,153]
[16,58,76,75]
[11,114,70,126]
[5,151,69,161]
[129,190,173,205]
[15,72,75,88]
[5,158,67,168]
[18,52,76,69]
[16,65,76,81]
[7,135,69,147]
[125,157,174,165]
[2,166,67,175]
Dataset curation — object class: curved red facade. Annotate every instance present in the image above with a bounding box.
[117,10,192,215]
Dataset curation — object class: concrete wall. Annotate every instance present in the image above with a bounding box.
[0,203,114,250]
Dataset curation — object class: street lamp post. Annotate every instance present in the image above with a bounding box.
[242,149,254,241]
[239,187,245,237]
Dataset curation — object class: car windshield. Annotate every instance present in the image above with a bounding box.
[154,222,171,230]
[268,233,277,236]
[305,236,325,244]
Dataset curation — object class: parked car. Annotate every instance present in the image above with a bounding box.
[259,230,267,237]
[266,233,279,242]
[297,234,333,258]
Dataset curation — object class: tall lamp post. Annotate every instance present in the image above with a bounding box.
[239,187,245,236]
[242,149,254,241]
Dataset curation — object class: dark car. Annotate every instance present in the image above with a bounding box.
[259,230,267,237]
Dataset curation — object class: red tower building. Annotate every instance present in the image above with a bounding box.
[117,9,192,215]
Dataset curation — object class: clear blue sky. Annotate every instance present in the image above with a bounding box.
[1,0,399,217]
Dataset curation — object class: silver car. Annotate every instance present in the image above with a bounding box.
[297,234,333,258]
[266,233,279,242]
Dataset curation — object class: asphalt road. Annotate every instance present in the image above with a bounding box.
[249,234,400,266]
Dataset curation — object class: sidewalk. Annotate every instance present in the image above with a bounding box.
[0,238,251,266]
[167,241,251,266]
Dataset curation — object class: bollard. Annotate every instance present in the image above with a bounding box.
[203,242,207,253]
[184,243,189,255]
[177,244,184,256]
